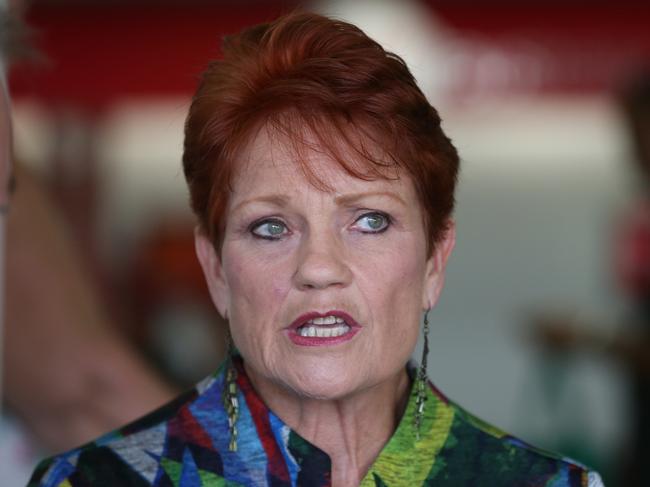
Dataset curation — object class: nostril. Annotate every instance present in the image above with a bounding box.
[293,238,352,290]
[294,263,350,290]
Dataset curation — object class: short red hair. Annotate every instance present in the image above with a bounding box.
[183,11,459,252]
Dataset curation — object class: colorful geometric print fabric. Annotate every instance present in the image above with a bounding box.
[28,358,604,486]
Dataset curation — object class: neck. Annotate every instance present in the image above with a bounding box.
[243,362,410,487]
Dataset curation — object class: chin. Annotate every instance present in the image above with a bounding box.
[279,364,365,401]
[288,379,358,401]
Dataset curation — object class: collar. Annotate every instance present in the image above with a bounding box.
[203,357,455,486]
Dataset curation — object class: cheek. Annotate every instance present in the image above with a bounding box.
[352,237,426,349]
[381,254,424,324]
[224,248,292,319]
[354,237,427,302]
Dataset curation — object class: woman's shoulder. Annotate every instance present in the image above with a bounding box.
[27,372,221,487]
[438,396,604,487]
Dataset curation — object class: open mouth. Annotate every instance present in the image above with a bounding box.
[288,311,360,345]
[296,315,351,338]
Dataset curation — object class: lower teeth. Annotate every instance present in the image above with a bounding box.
[298,324,350,338]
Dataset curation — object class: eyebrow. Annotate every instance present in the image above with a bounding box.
[230,194,291,214]
[231,191,407,214]
[335,191,407,207]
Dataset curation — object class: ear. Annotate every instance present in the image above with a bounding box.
[194,227,229,320]
[422,220,456,310]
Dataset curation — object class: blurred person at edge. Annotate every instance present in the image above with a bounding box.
[533,72,650,487]
[0,4,175,469]
[29,12,603,487]
[615,70,650,487]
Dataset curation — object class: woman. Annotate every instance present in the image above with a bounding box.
[29,11,603,487]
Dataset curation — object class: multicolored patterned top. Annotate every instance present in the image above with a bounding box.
[28,358,603,486]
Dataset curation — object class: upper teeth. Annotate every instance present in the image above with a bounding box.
[299,324,350,338]
[309,316,344,325]
[297,315,350,338]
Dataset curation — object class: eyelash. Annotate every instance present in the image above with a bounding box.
[248,211,392,241]
[352,211,392,234]
[249,218,288,241]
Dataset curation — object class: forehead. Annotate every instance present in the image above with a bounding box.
[229,124,413,202]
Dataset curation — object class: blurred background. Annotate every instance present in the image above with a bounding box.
[3,0,650,485]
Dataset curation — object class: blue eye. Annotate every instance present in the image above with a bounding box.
[251,219,288,240]
[354,212,390,233]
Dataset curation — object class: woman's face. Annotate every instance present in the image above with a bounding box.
[196,127,455,400]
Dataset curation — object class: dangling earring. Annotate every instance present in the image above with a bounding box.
[413,308,430,440]
[222,332,239,452]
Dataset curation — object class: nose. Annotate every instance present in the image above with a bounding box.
[293,231,352,291]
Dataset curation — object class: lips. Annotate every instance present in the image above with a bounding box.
[286,310,361,346]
